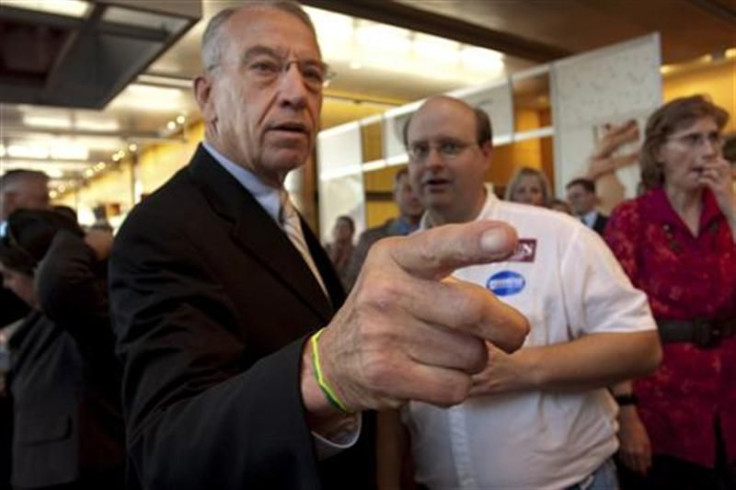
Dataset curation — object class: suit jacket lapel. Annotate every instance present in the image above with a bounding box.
[187,145,334,322]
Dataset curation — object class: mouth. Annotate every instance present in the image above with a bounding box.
[268,122,310,136]
[423,177,451,191]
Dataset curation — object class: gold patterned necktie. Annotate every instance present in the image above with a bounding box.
[279,190,328,297]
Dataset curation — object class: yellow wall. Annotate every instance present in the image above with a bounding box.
[663,58,736,133]
[137,123,204,195]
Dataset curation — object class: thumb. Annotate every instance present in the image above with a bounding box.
[385,220,518,281]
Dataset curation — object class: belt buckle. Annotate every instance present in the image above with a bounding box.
[693,318,720,348]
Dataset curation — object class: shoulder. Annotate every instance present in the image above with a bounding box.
[492,201,583,237]
[357,221,392,244]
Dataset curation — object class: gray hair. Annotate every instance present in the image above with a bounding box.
[0,170,48,193]
[201,1,317,73]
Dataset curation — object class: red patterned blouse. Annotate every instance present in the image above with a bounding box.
[605,188,736,468]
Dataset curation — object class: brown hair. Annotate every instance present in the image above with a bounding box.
[640,95,729,190]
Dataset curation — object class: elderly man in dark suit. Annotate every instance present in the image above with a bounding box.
[109,2,529,489]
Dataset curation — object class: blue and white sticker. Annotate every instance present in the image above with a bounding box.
[486,270,526,296]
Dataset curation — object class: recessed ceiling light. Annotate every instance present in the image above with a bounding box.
[3,0,91,18]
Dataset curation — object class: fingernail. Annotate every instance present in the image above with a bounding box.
[480,228,508,252]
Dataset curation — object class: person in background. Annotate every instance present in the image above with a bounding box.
[0,209,124,490]
[566,177,609,235]
[503,166,551,207]
[550,197,573,215]
[0,169,51,490]
[347,167,423,286]
[108,3,529,489]
[0,170,50,328]
[377,95,661,490]
[325,215,355,290]
[605,95,736,490]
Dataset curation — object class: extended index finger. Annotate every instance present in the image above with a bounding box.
[387,220,518,281]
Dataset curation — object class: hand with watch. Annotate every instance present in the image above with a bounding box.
[612,384,652,475]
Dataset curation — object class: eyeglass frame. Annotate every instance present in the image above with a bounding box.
[666,130,724,150]
[406,138,482,163]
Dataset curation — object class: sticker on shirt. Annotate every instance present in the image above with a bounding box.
[486,270,526,296]
[506,238,537,263]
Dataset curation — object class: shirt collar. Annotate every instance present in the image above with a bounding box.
[581,210,598,227]
[202,141,281,223]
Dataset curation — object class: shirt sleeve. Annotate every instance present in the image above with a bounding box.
[560,222,655,337]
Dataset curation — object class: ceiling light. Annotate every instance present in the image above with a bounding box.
[22,115,72,129]
[305,8,353,45]
[50,190,58,199]
[725,48,736,59]
[45,169,64,179]
[126,84,184,100]
[136,74,193,89]
[176,115,186,125]
[110,83,188,112]
[167,121,177,131]
[413,34,460,64]
[356,23,411,55]
[129,143,138,152]
[1,160,90,170]
[2,0,91,18]
[50,144,89,160]
[84,169,94,178]
[461,46,505,75]
[75,118,120,132]
[8,144,49,159]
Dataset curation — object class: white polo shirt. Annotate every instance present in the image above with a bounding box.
[402,193,655,490]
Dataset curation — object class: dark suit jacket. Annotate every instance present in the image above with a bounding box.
[109,145,374,490]
[592,213,609,235]
[345,218,410,290]
[9,231,124,489]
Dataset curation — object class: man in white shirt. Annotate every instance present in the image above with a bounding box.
[566,177,609,235]
[377,96,662,490]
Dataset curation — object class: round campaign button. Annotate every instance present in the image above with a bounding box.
[486,270,526,296]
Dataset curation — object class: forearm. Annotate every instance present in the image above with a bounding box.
[517,331,661,392]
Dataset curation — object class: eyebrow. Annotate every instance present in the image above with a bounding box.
[240,45,283,65]
[240,45,323,66]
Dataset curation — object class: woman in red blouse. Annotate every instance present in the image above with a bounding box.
[605,95,736,489]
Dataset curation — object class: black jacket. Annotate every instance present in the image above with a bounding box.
[9,231,124,489]
[109,145,375,490]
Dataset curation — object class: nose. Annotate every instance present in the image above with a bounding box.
[277,63,309,110]
[424,147,446,170]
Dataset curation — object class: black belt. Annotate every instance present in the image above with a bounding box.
[658,318,736,348]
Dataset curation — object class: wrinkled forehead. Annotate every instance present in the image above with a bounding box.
[225,6,321,61]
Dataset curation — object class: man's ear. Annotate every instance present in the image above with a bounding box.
[194,74,217,124]
[480,141,493,171]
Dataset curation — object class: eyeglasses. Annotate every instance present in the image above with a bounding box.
[667,131,723,149]
[238,50,334,92]
[407,140,478,162]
